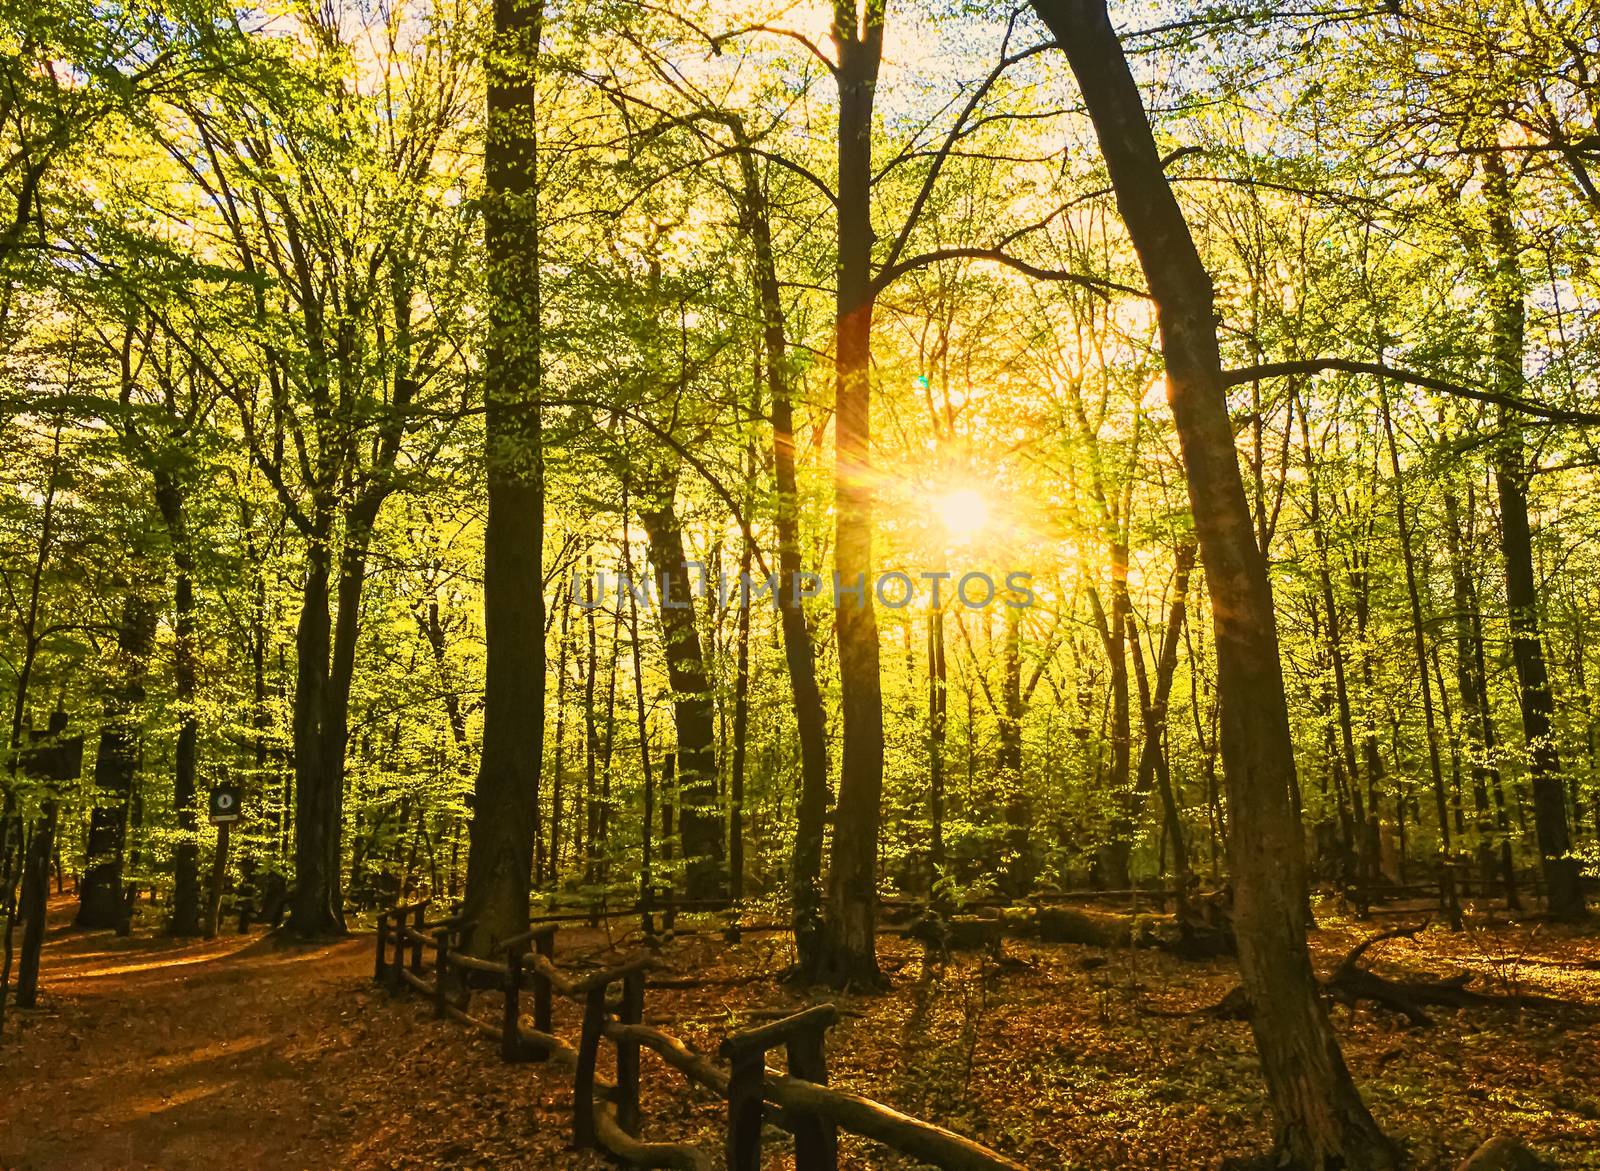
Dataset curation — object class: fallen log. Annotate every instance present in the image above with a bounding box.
[1155,922,1596,1026]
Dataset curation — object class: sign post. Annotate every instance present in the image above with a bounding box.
[208,785,242,825]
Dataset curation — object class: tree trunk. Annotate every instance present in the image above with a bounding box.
[732,129,831,973]
[928,606,948,885]
[1484,152,1583,919]
[1298,396,1368,910]
[1090,558,1133,888]
[205,822,230,939]
[1027,2,1398,1164]
[549,585,571,885]
[78,595,156,929]
[1443,486,1519,906]
[729,533,753,903]
[153,477,202,937]
[1378,384,1461,928]
[639,489,724,902]
[819,0,887,989]
[1133,543,1197,910]
[462,0,547,957]
[998,597,1032,894]
[288,530,342,937]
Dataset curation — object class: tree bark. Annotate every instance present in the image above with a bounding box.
[1378,384,1461,928]
[819,0,888,989]
[153,476,202,937]
[288,527,342,936]
[639,489,725,902]
[77,595,156,929]
[1026,2,1398,1164]
[1484,151,1583,918]
[462,0,547,956]
[729,532,753,903]
[731,129,832,972]
[1133,543,1196,910]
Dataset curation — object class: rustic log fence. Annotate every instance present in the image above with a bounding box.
[373,900,1029,1171]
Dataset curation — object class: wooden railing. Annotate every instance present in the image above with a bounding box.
[374,901,1028,1171]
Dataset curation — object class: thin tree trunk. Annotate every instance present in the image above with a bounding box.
[729,531,753,903]
[731,127,831,973]
[1378,383,1461,928]
[928,606,948,886]
[549,584,571,886]
[78,596,156,929]
[1132,543,1196,912]
[1443,486,1519,906]
[1298,396,1369,910]
[639,489,724,902]
[153,475,202,937]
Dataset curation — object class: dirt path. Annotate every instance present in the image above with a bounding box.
[2,896,369,1169]
[0,896,602,1171]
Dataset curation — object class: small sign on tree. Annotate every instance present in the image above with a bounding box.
[208,784,243,825]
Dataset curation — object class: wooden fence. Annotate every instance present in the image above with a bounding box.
[374,900,1028,1171]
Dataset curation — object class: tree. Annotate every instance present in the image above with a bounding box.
[463,0,546,955]
[1023,0,1398,1165]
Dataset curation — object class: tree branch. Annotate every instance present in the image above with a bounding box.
[1220,358,1600,427]
[871,246,1146,299]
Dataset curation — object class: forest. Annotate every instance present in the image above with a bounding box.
[1,0,1598,1167]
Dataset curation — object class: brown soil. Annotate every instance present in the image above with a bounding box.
[2,894,1598,1170]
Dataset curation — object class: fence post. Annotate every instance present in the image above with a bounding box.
[433,927,450,1019]
[573,984,607,1149]
[374,911,389,984]
[615,968,645,1137]
[390,909,407,993]
[409,905,426,976]
[724,1047,765,1171]
[721,1004,840,1171]
[786,1023,838,1171]
[502,949,525,1062]
[533,928,556,1038]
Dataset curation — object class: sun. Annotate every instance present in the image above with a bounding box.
[935,487,990,540]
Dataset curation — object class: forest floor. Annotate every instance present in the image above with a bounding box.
[1,894,1598,1170]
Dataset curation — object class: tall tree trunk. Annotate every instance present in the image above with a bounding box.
[729,534,753,903]
[77,596,156,929]
[1443,486,1519,904]
[1090,558,1133,887]
[820,0,887,988]
[1378,384,1461,928]
[1132,543,1197,911]
[622,490,658,935]
[305,510,384,934]
[997,597,1032,894]
[549,585,571,886]
[1299,396,1368,910]
[153,476,202,937]
[288,527,341,936]
[732,129,831,973]
[463,0,547,957]
[1026,2,1398,1165]
[583,562,602,895]
[1485,152,1583,918]
[928,605,948,886]
[2,424,60,1032]
[639,488,724,902]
